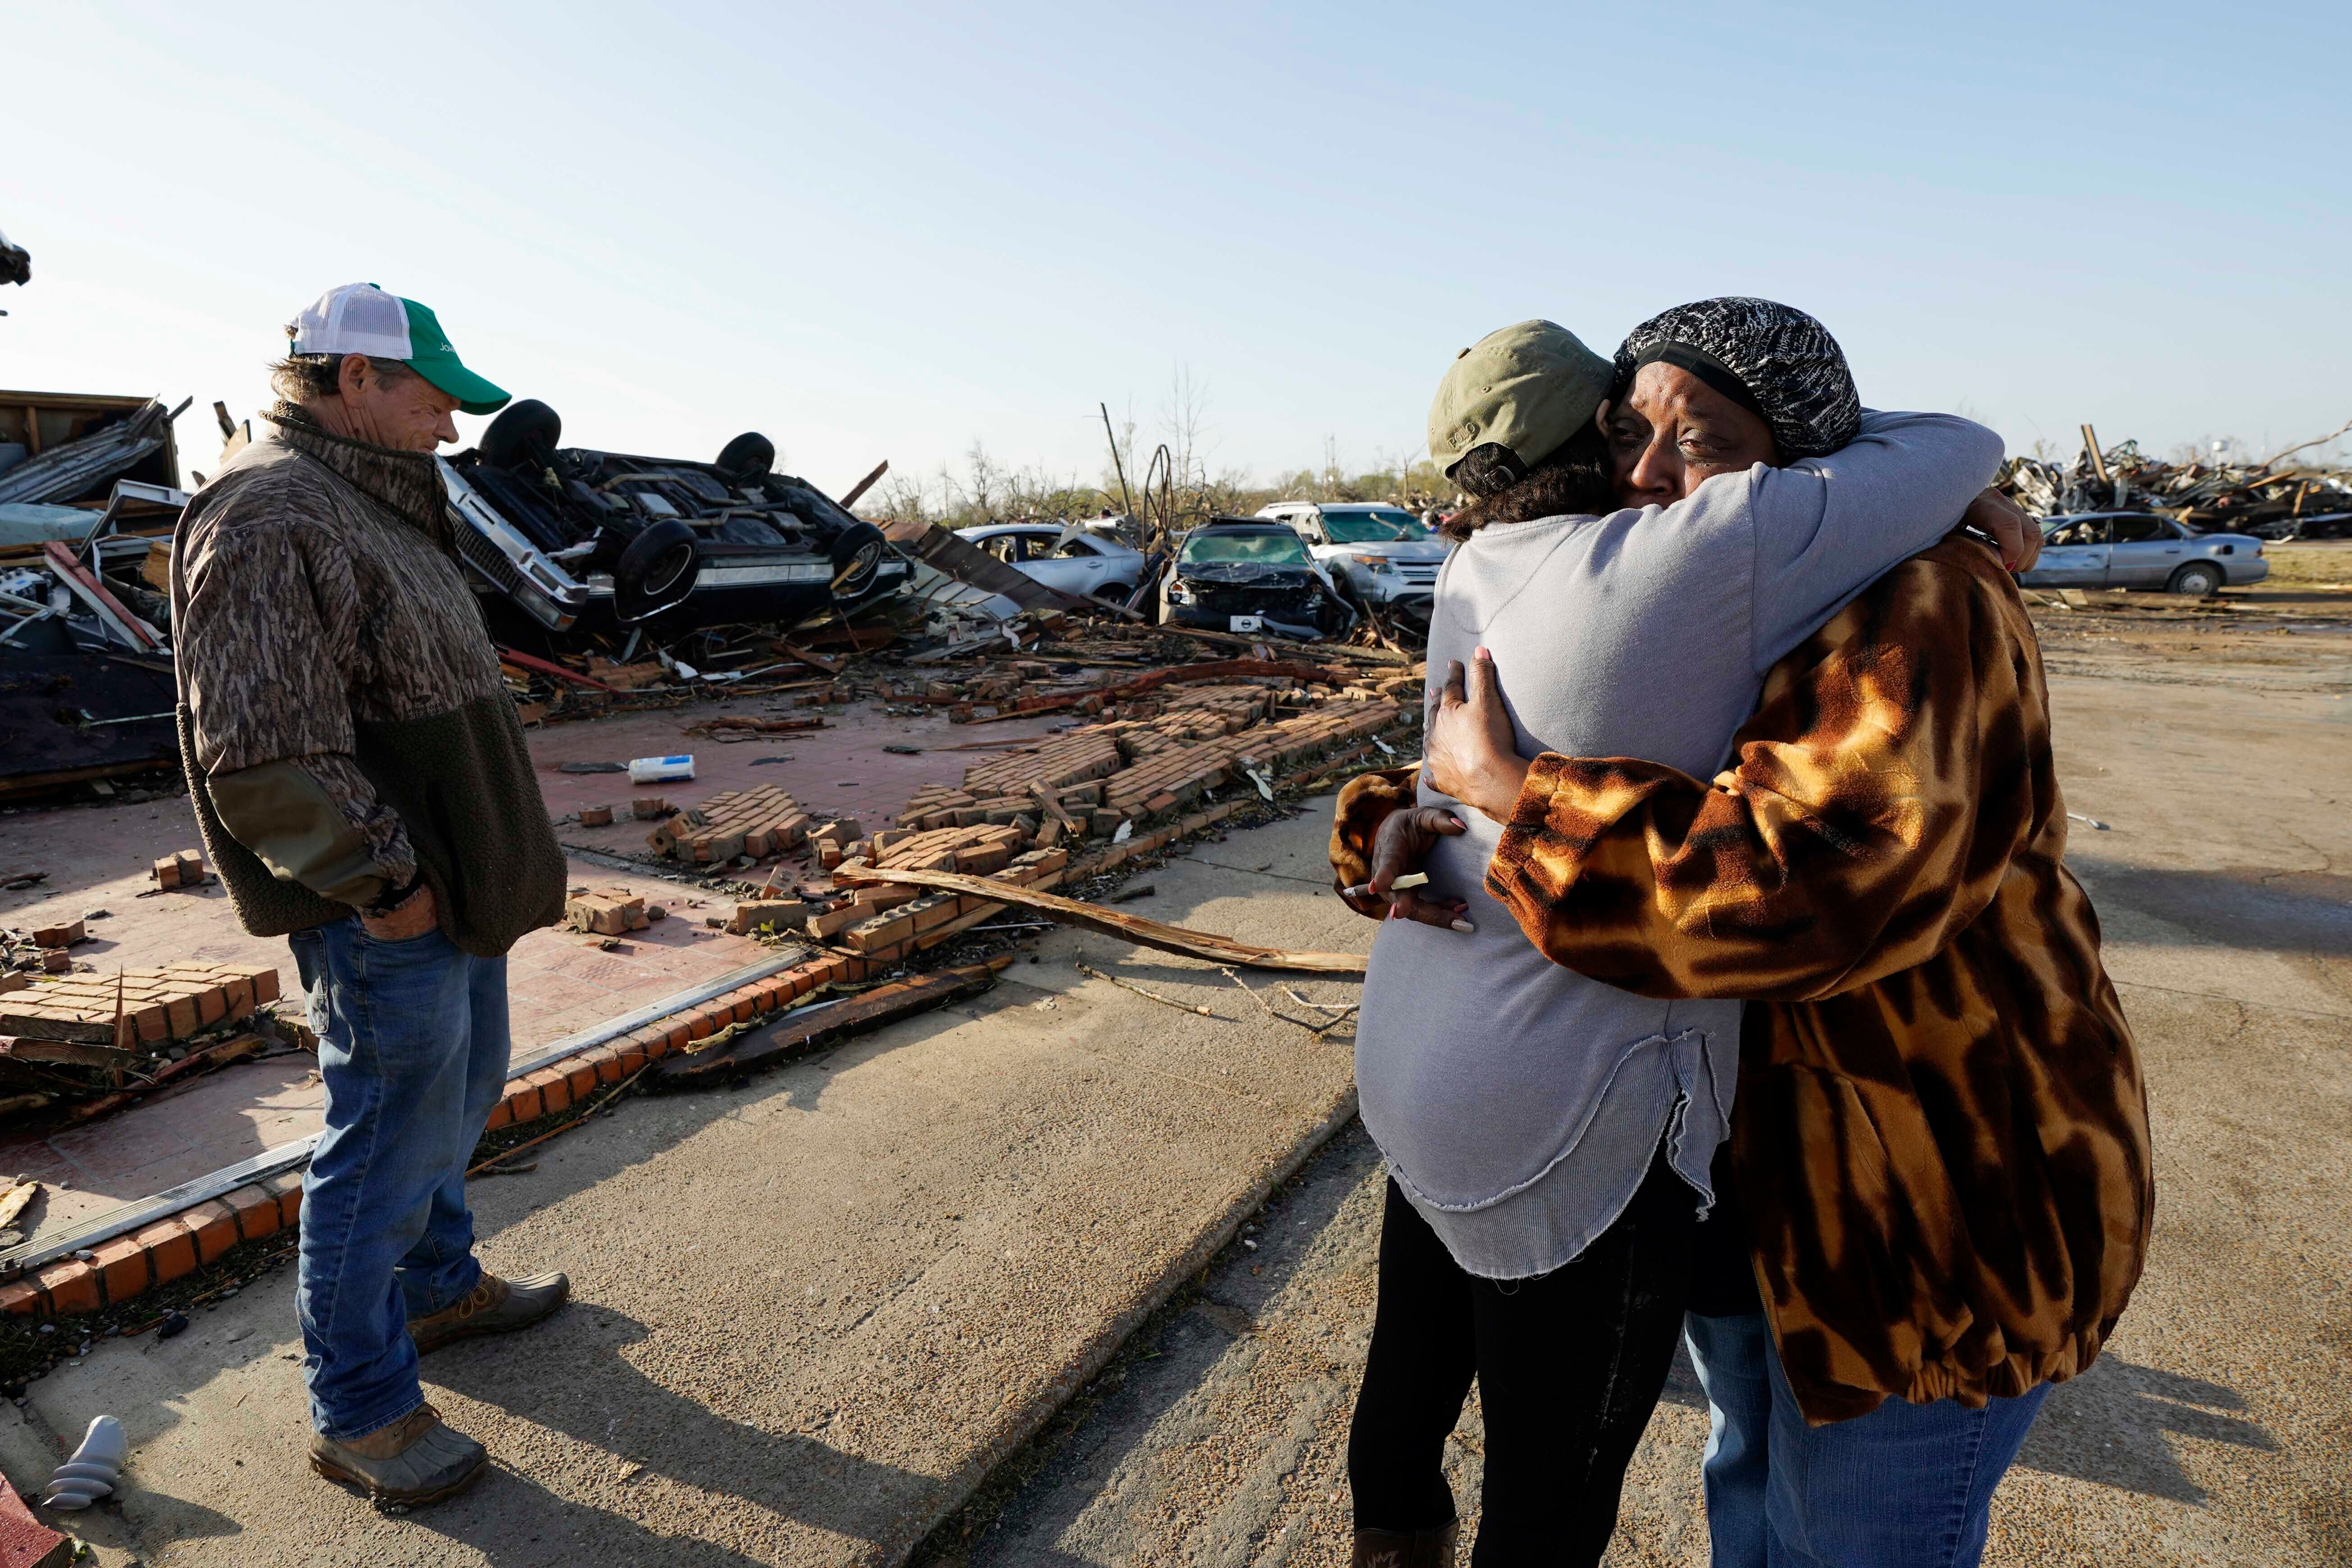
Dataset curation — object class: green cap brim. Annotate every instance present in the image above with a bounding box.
[406,351,510,416]
[397,295,510,415]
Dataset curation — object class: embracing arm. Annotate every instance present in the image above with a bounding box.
[1329,765,1420,892]
[1482,543,2048,1002]
[1735,410,2005,671]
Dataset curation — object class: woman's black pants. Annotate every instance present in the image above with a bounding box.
[1347,1151,1700,1565]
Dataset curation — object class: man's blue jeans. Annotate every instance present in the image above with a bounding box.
[288,919,510,1440]
[1683,1311,2051,1568]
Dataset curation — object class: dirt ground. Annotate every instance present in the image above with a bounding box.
[937,567,2352,1567]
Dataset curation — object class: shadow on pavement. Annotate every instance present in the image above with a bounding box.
[420,1309,945,1561]
[2070,859,2352,958]
[2016,1350,2277,1504]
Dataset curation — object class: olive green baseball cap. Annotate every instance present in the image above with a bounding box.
[1427,319,1613,478]
[289,283,512,415]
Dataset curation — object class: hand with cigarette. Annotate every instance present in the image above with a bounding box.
[1336,806,1475,933]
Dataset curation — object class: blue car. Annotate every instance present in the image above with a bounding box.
[2020,512,2268,597]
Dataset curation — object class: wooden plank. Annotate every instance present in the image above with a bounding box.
[0,1006,116,1045]
[496,645,626,693]
[832,865,1368,974]
[0,1037,142,1069]
[771,640,843,677]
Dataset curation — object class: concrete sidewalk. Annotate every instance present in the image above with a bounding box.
[4,799,1369,1567]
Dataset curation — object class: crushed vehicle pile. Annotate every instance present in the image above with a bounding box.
[2001,420,2352,539]
[1255,500,1444,638]
[445,399,907,641]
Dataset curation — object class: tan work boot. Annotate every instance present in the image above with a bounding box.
[409,1270,570,1355]
[308,1402,488,1506]
[1352,1519,1460,1568]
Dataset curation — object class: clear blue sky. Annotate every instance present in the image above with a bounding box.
[6,2,2345,498]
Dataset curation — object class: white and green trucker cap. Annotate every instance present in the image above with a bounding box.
[288,282,510,415]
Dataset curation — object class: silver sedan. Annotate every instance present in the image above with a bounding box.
[2020,513,2269,596]
[954,523,1150,603]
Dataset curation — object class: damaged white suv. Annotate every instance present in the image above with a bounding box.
[1257,502,1446,631]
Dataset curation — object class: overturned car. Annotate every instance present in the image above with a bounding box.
[1157,518,1355,641]
[443,400,905,636]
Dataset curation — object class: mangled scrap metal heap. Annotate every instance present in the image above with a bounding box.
[0,391,195,795]
[2000,421,2352,539]
[614,654,1420,961]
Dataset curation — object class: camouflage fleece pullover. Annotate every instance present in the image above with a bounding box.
[171,406,565,955]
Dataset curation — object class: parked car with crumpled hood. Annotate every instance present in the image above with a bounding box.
[1157,518,1354,640]
[1257,500,1446,627]
[442,398,907,635]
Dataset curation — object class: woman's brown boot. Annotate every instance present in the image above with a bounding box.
[1352,1518,1460,1567]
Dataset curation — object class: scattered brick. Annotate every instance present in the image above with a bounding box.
[727,899,813,936]
[149,850,206,890]
[566,888,648,936]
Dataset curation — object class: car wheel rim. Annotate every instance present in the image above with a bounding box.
[646,546,694,597]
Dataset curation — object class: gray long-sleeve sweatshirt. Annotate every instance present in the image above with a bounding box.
[1354,410,2005,1279]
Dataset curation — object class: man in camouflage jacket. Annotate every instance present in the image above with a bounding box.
[173,284,568,1505]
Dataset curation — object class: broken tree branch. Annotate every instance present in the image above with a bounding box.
[1075,958,1212,1016]
[832,864,1370,974]
[2257,416,2352,475]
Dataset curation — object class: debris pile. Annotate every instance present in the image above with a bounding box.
[0,961,289,1132]
[0,963,280,1053]
[644,786,816,864]
[2001,420,2352,539]
[602,650,1423,958]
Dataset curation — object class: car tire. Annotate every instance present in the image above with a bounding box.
[829,521,889,598]
[716,432,775,481]
[2167,562,2224,596]
[613,518,700,622]
[480,398,562,474]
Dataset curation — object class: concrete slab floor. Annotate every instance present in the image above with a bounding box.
[0,692,1047,1239]
[11,799,1373,1566]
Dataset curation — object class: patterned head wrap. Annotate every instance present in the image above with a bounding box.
[1612,297,1861,461]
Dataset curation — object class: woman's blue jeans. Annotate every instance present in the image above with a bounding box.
[288,919,510,1440]
[1682,1311,2050,1568]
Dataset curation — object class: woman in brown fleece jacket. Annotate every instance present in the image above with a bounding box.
[1334,530,2152,1564]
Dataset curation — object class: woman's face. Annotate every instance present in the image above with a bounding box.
[1601,362,1777,506]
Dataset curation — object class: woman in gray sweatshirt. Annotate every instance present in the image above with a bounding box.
[1343,304,2008,1567]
